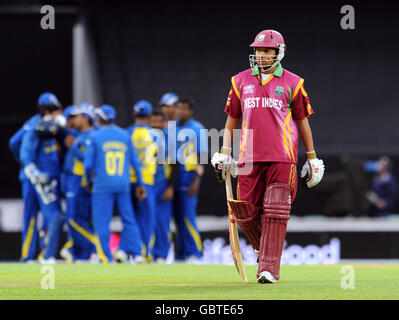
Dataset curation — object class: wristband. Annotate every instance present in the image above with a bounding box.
[221,146,232,156]
[306,151,317,160]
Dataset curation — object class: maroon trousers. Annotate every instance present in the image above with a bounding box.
[235,162,297,280]
[237,162,297,207]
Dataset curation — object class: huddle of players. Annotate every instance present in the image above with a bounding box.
[9,91,207,264]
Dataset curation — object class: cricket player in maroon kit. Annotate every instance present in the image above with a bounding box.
[212,30,325,284]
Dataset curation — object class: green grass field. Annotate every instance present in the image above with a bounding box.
[0,263,398,300]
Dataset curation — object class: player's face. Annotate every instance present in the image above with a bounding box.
[73,114,86,130]
[176,102,192,122]
[43,109,62,117]
[255,47,277,71]
[67,116,75,129]
[150,115,165,129]
[161,105,176,120]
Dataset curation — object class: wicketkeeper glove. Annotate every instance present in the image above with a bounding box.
[211,147,239,182]
[300,151,325,188]
[24,163,57,204]
[24,163,49,185]
[39,180,58,205]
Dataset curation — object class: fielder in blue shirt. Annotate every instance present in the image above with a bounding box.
[59,105,80,262]
[150,110,174,263]
[84,105,146,264]
[62,103,97,262]
[19,92,66,263]
[9,113,41,262]
[126,100,158,261]
[173,97,207,262]
[159,92,179,123]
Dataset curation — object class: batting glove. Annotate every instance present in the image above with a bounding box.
[300,151,325,188]
[211,150,238,182]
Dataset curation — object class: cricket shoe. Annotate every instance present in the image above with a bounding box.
[154,258,166,264]
[184,255,201,265]
[21,258,37,264]
[90,253,101,264]
[257,271,277,284]
[60,248,74,264]
[39,257,56,265]
[129,255,145,264]
[74,259,90,264]
[115,250,129,263]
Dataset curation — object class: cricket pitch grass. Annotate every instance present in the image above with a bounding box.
[0,263,398,300]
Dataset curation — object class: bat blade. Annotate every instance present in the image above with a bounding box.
[225,174,248,283]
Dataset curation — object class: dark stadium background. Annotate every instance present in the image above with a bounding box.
[1,0,398,218]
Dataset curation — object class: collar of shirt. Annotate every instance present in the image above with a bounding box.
[102,124,116,129]
[261,73,272,82]
[80,127,95,134]
[251,62,283,78]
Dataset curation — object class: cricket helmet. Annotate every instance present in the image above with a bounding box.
[159,92,178,107]
[95,104,116,122]
[63,105,77,119]
[249,30,286,72]
[133,100,153,116]
[73,102,95,122]
[37,92,62,108]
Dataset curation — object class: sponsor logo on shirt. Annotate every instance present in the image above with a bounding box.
[44,144,57,153]
[243,85,255,95]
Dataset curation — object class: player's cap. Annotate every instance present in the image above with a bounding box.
[249,30,285,49]
[95,104,116,122]
[72,102,95,122]
[159,92,178,107]
[63,105,77,119]
[134,100,153,115]
[37,92,62,108]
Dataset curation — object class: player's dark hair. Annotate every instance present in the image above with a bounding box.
[136,114,150,119]
[177,97,194,110]
[152,109,165,119]
[39,104,62,117]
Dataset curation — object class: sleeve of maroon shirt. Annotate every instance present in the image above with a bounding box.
[224,85,241,119]
[291,84,314,121]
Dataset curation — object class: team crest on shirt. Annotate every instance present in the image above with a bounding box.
[243,84,255,94]
[275,86,284,96]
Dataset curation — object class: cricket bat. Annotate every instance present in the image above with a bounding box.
[225,172,248,283]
